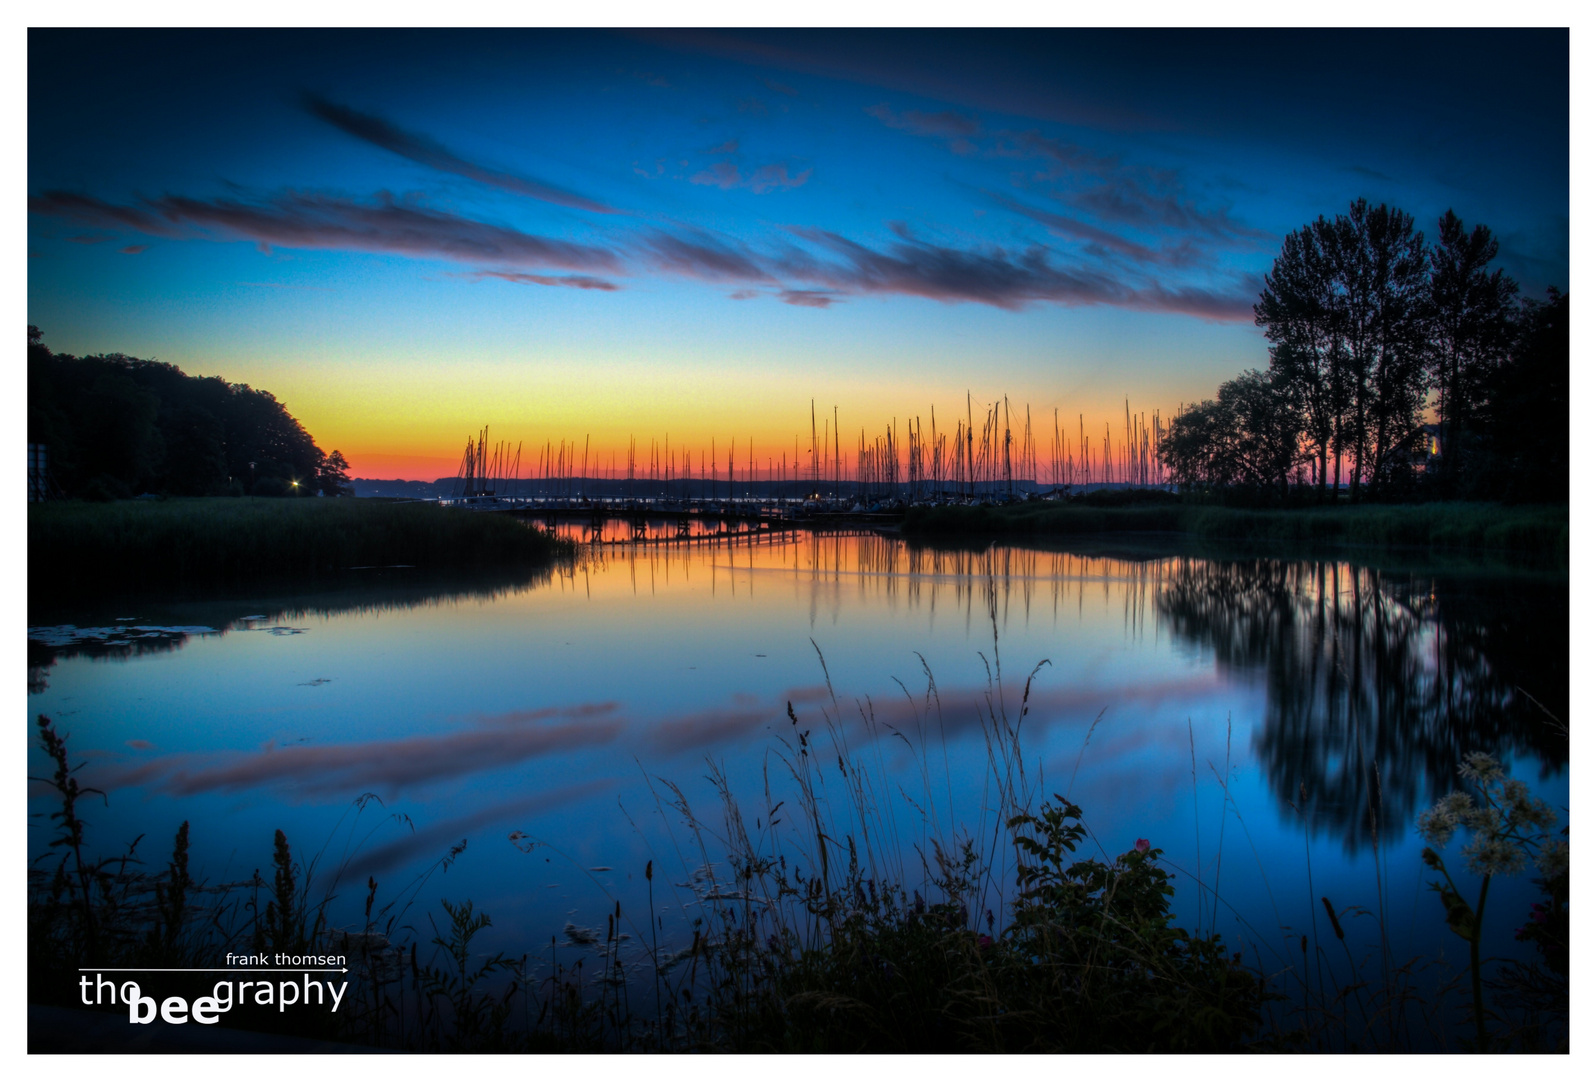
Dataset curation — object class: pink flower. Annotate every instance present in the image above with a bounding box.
[1134,838,1151,853]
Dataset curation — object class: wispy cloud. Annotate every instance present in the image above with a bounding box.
[992,192,1200,267]
[867,103,981,153]
[302,93,618,214]
[1069,178,1267,242]
[468,269,621,291]
[640,229,775,283]
[690,160,811,193]
[118,244,148,254]
[31,189,624,273]
[993,129,1119,177]
[779,289,840,308]
[31,182,1250,319]
[781,225,1126,311]
[866,103,980,138]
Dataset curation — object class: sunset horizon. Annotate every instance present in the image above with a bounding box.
[28,28,1568,482]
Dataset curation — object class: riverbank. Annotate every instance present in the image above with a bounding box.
[901,499,1567,563]
[29,497,575,602]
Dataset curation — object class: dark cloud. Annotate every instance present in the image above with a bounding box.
[992,192,1199,267]
[1069,178,1267,242]
[764,78,799,96]
[690,161,742,189]
[31,189,623,273]
[470,270,621,291]
[31,179,1244,320]
[640,229,775,283]
[781,225,1127,311]
[772,226,1254,319]
[779,289,839,308]
[993,130,1119,176]
[302,93,617,214]
[33,191,168,234]
[1127,279,1260,322]
[690,160,811,193]
[737,96,769,115]
[119,245,148,254]
[68,232,115,244]
[707,138,740,154]
[866,103,981,139]
[86,706,624,798]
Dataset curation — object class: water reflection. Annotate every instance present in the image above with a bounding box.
[27,565,559,693]
[556,528,1171,637]
[1156,557,1567,850]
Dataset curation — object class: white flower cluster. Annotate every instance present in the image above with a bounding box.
[1534,838,1570,878]
[1417,753,1565,880]
[1461,832,1527,877]
[1417,790,1475,847]
[1458,751,1505,784]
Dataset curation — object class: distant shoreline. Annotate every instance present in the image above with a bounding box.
[901,499,1568,564]
[28,497,576,603]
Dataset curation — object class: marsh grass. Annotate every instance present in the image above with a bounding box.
[903,500,1567,563]
[29,497,575,601]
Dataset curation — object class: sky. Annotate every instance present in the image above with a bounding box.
[27,27,1570,481]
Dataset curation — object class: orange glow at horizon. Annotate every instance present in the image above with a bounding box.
[330,397,1178,485]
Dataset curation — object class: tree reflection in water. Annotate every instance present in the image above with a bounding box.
[1157,557,1566,851]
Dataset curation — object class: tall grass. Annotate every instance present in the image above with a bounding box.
[29,498,575,601]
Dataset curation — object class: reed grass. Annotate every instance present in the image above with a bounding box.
[29,497,575,601]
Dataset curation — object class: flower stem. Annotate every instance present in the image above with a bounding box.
[1471,873,1491,1052]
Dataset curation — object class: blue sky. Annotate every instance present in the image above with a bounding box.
[27,28,1569,478]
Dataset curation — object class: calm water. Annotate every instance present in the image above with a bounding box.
[28,530,1567,1039]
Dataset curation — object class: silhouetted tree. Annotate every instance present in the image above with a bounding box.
[27,328,331,498]
[316,449,353,496]
[1255,199,1430,501]
[1159,369,1302,499]
[1480,289,1568,502]
[1428,210,1519,492]
[1255,219,1347,502]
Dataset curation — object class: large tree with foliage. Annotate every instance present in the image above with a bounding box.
[1255,199,1431,501]
[28,327,350,499]
[1428,210,1519,491]
[1159,369,1303,498]
[1479,289,1568,503]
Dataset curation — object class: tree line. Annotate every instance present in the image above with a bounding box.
[1160,199,1568,504]
[28,327,351,499]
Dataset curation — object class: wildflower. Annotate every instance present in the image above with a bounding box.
[977,934,993,950]
[1462,833,1526,877]
[1458,752,1503,784]
[1533,838,1569,877]
[1134,838,1151,853]
[1417,802,1461,846]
